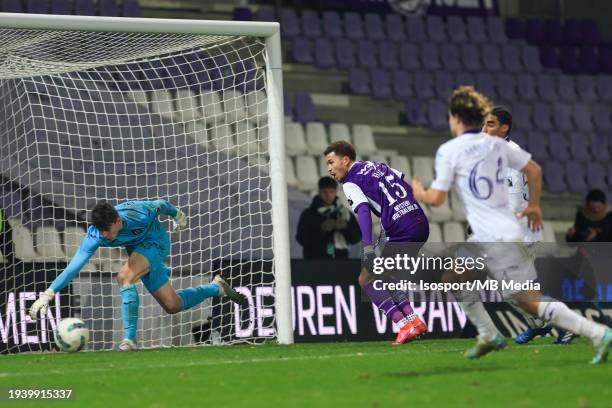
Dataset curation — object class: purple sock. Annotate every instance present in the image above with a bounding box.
[363,282,406,325]
[396,299,417,322]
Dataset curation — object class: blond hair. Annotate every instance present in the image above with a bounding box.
[448,86,493,129]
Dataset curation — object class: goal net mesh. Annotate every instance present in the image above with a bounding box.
[0,27,276,353]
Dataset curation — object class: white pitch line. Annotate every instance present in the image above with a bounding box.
[0,347,466,378]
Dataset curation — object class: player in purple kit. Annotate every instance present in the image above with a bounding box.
[324,141,430,344]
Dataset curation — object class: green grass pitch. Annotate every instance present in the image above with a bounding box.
[1,338,610,408]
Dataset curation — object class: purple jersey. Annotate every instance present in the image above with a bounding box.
[342,161,428,242]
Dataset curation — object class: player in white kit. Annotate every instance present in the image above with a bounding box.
[412,87,611,363]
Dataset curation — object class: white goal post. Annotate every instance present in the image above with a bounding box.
[0,12,293,352]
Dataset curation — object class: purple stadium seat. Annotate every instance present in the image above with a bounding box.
[99,0,119,16]
[440,44,462,71]
[405,16,426,43]
[460,44,482,72]
[525,18,545,45]
[516,73,538,101]
[378,41,399,70]
[589,134,610,162]
[601,45,612,75]
[420,43,441,71]
[2,0,24,12]
[482,44,502,72]
[511,103,533,131]
[455,72,475,88]
[572,103,594,131]
[295,93,315,123]
[301,10,322,37]
[357,40,377,68]
[233,7,252,21]
[314,38,334,69]
[591,105,612,131]
[475,72,497,100]
[385,14,406,42]
[447,16,468,43]
[27,0,50,13]
[399,43,420,71]
[586,162,607,190]
[535,73,557,102]
[344,12,365,40]
[539,46,560,69]
[392,70,413,99]
[292,37,313,64]
[323,11,344,39]
[557,75,577,102]
[510,131,527,149]
[548,133,571,161]
[426,15,447,43]
[349,67,370,95]
[580,46,600,75]
[365,13,385,40]
[284,94,293,118]
[553,104,574,132]
[280,9,300,38]
[487,16,508,43]
[334,38,356,69]
[405,99,427,126]
[543,19,563,46]
[122,0,140,17]
[413,71,435,99]
[569,132,591,161]
[532,103,554,131]
[427,100,448,131]
[371,69,392,100]
[505,18,525,40]
[521,45,543,72]
[543,161,567,193]
[527,131,549,161]
[563,19,582,46]
[581,19,603,45]
[564,161,587,193]
[51,0,71,14]
[501,45,523,73]
[596,76,612,103]
[560,46,581,74]
[434,71,454,98]
[74,0,94,15]
[253,6,274,22]
[466,16,487,43]
[496,73,517,101]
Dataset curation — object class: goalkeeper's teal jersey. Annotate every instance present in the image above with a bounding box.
[49,200,178,293]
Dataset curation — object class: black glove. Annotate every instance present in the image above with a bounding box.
[361,245,375,273]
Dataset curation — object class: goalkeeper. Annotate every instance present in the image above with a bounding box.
[29,200,246,351]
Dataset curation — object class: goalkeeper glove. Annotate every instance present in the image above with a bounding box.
[361,245,376,273]
[172,209,188,232]
[29,289,55,320]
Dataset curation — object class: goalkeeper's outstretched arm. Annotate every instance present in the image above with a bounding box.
[28,235,99,319]
[144,199,187,231]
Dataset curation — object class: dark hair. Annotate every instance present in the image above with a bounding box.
[586,189,607,204]
[449,86,492,129]
[491,105,513,135]
[91,201,120,232]
[318,176,337,190]
[323,141,356,161]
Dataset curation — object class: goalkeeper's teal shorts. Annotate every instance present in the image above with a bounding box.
[127,229,171,294]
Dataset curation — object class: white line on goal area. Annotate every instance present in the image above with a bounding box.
[0,347,467,378]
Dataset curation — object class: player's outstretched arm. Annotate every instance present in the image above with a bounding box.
[28,237,98,319]
[518,160,543,232]
[355,204,376,272]
[412,176,448,207]
[147,199,187,231]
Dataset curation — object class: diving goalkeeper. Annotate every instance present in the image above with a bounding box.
[29,200,246,351]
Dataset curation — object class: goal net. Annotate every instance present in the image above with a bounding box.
[0,15,291,353]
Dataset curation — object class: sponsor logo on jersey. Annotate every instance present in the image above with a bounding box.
[132,229,142,235]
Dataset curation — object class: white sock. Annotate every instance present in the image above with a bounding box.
[509,302,545,329]
[460,301,499,342]
[538,301,605,344]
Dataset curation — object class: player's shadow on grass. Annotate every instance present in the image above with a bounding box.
[384,365,511,378]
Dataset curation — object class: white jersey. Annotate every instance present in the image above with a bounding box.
[431,131,531,241]
[506,140,542,242]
